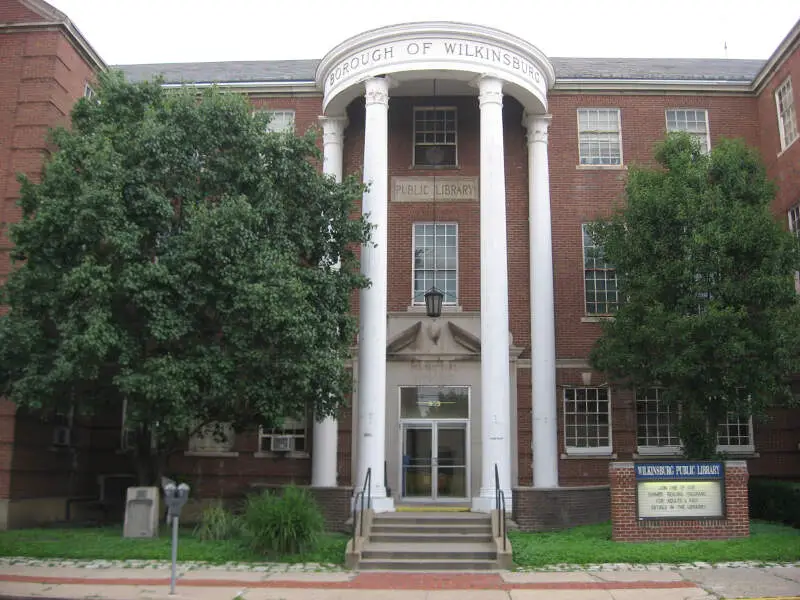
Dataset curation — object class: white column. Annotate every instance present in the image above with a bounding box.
[473,76,512,512]
[525,114,559,488]
[355,77,393,511]
[311,115,349,488]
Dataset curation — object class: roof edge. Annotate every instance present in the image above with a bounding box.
[752,17,800,92]
[3,0,107,72]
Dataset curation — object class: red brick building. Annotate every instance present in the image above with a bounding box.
[0,0,798,528]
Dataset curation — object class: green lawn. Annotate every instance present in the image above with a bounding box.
[0,526,348,565]
[509,521,800,568]
[2,521,797,568]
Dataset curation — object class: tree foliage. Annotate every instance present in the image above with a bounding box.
[589,133,800,458]
[0,71,370,482]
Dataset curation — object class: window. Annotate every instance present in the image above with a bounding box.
[563,387,611,453]
[789,205,800,236]
[717,413,754,453]
[666,109,710,153]
[582,224,619,315]
[636,388,681,453]
[188,422,236,454]
[258,416,307,455]
[83,84,95,100]
[775,78,798,151]
[577,108,622,165]
[413,107,457,167]
[264,109,295,133]
[413,223,457,305]
[788,205,800,293]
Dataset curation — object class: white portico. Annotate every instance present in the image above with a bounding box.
[312,23,558,511]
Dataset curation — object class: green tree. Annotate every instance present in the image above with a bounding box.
[0,71,370,483]
[589,133,800,458]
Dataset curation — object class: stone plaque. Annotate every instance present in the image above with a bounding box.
[635,462,724,520]
[123,486,160,538]
[392,176,478,202]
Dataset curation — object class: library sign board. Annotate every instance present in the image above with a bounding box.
[635,462,724,519]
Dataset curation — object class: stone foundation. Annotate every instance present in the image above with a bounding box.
[512,485,610,531]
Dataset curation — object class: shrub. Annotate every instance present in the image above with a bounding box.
[241,486,325,556]
[194,504,242,541]
[749,479,800,528]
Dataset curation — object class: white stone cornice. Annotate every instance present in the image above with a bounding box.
[317,22,553,115]
[524,113,552,146]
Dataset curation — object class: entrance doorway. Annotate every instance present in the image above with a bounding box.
[399,386,470,502]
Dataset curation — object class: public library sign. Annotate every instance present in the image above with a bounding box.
[635,462,724,519]
[392,176,478,202]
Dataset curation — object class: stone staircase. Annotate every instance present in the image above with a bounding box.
[356,511,501,571]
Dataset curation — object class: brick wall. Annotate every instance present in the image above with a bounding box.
[610,461,749,542]
[513,485,610,532]
[756,40,800,222]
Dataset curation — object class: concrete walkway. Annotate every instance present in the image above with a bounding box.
[0,563,797,599]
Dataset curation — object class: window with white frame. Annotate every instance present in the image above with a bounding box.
[413,107,457,167]
[775,77,798,151]
[789,205,800,236]
[413,223,457,305]
[563,387,612,453]
[577,108,622,165]
[582,224,619,315]
[264,109,296,133]
[258,416,307,454]
[83,83,96,100]
[717,413,754,452]
[636,388,681,453]
[666,109,710,153]
[789,205,800,293]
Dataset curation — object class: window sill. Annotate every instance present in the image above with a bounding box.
[634,450,683,458]
[718,449,758,458]
[408,164,461,170]
[561,452,617,460]
[576,164,627,171]
[778,136,797,157]
[581,316,615,323]
[407,304,462,313]
[184,451,239,458]
[254,451,310,459]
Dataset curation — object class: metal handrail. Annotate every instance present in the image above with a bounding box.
[494,463,507,551]
[352,467,372,539]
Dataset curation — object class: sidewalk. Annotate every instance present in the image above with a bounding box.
[0,560,798,599]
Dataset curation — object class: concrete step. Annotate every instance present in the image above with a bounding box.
[373,512,491,525]
[357,557,496,571]
[369,531,494,543]
[371,522,493,535]
[361,541,497,561]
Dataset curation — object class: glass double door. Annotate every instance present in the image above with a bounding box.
[402,422,468,500]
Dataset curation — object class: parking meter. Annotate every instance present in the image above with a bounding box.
[163,482,190,520]
[161,480,190,595]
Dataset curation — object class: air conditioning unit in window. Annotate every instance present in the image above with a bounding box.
[53,426,71,447]
[270,435,293,452]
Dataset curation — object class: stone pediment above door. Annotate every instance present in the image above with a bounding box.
[386,313,485,360]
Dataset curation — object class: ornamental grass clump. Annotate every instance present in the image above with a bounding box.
[194,504,243,541]
[241,486,325,556]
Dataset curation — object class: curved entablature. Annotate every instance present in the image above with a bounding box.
[316,22,556,116]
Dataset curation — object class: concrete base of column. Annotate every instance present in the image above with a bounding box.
[472,488,513,513]
[352,495,395,513]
